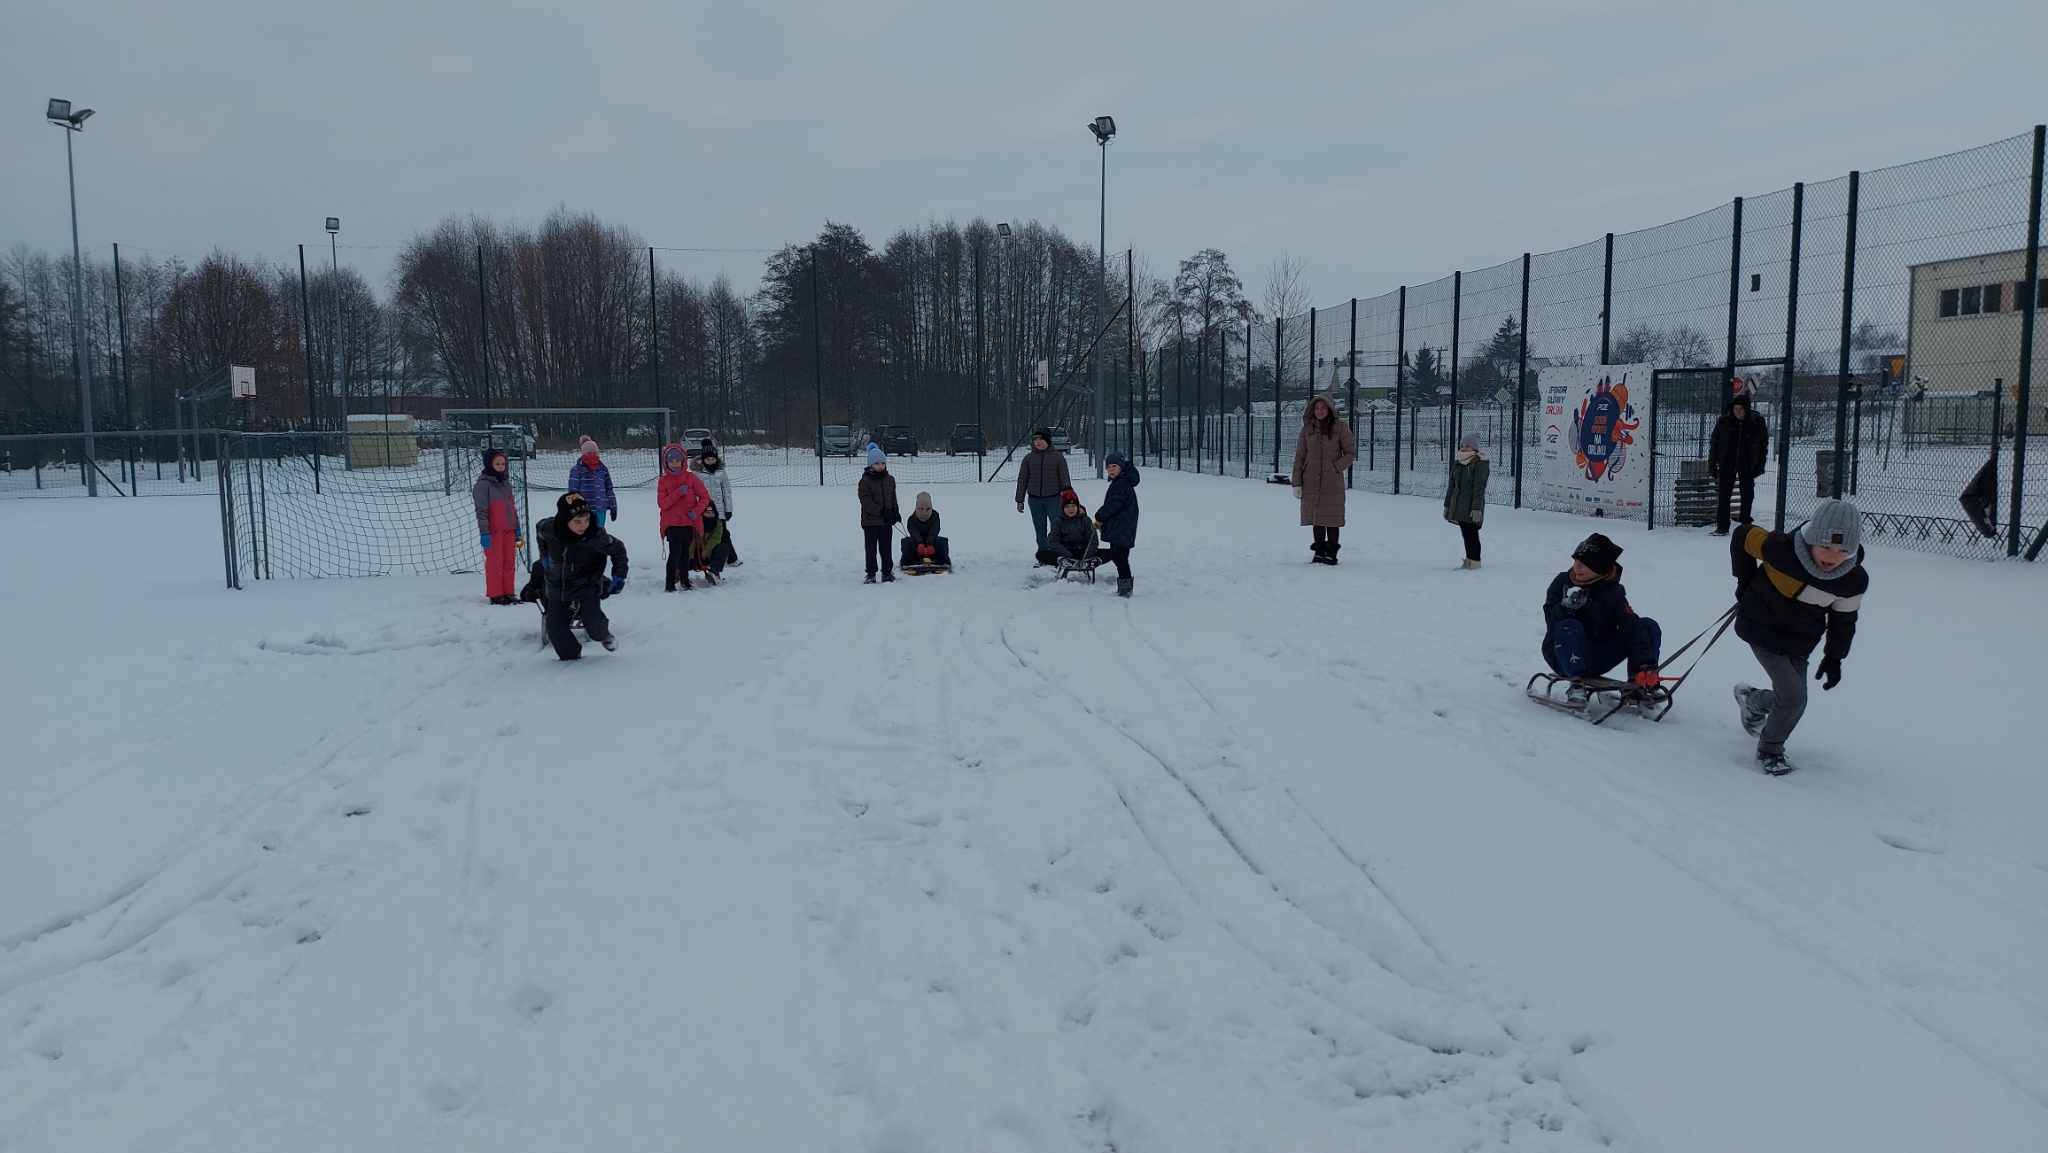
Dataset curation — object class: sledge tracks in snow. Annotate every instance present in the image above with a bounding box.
[992,607,1604,1139]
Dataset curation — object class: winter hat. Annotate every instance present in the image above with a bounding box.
[482,449,507,475]
[866,442,887,467]
[1795,499,1862,577]
[579,435,598,451]
[1033,427,1052,445]
[1060,488,1081,508]
[1460,432,1481,452]
[700,437,716,451]
[915,491,933,514]
[1105,450,1129,468]
[1571,532,1623,576]
[662,443,687,472]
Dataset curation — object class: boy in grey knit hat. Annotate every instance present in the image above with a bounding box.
[1729,498,1870,774]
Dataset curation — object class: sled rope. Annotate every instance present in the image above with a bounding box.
[1651,604,1738,687]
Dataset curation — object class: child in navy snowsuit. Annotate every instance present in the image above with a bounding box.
[1094,451,1140,597]
[1541,533,1662,685]
[567,436,619,529]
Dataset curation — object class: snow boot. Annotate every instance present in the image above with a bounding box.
[490,594,517,606]
[1325,542,1341,566]
[1115,577,1133,598]
[1755,749,1795,776]
[881,572,895,583]
[597,634,617,652]
[864,573,877,584]
[1459,558,1480,570]
[1733,684,1770,738]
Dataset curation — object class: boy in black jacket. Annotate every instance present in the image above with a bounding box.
[1541,533,1663,697]
[532,493,629,660]
[1709,385,1770,535]
[1731,498,1869,774]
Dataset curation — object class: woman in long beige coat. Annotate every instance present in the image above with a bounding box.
[1291,394,1356,565]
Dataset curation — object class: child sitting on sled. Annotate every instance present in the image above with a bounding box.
[1541,533,1662,693]
[900,491,951,569]
[1035,489,1097,567]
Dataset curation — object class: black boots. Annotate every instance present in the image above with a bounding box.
[1115,577,1133,598]
[1311,541,1342,566]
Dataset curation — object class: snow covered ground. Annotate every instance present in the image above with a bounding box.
[3,468,2045,1152]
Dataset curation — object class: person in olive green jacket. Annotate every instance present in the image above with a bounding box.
[1443,432,1490,569]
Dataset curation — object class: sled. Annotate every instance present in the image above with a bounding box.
[1525,673,1675,725]
[1525,604,1739,727]
[1054,554,1101,584]
[900,562,952,576]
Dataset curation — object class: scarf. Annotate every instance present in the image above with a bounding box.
[580,452,601,470]
[1793,533,1857,581]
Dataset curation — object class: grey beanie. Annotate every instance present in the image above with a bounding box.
[1800,498,1862,553]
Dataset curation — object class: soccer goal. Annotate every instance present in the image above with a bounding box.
[216,427,534,587]
[443,408,672,494]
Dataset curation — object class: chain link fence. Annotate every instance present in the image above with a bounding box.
[1129,126,2048,561]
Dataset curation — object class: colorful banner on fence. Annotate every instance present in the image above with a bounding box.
[1538,364,1654,518]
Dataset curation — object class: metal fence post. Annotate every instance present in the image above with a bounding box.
[1600,232,1615,365]
[2010,124,2044,557]
[1776,182,1804,533]
[1449,271,1463,445]
[1272,317,1283,477]
[811,247,825,487]
[297,245,321,495]
[1648,373,1661,530]
[1126,248,1135,469]
[1394,287,1406,496]
[1724,196,1744,394]
[1244,317,1253,477]
[1514,256,1530,507]
[1347,297,1358,490]
[1834,171,1860,500]
[1176,337,1185,472]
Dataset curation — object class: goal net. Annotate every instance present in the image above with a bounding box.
[218,427,533,585]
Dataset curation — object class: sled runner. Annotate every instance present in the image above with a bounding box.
[1526,604,1737,726]
[900,561,952,576]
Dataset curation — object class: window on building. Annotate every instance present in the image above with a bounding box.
[1981,283,2002,313]
[1940,288,1960,317]
[1960,286,1981,315]
[2019,279,2036,312]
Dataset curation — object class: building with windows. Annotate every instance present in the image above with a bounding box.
[1907,247,2046,397]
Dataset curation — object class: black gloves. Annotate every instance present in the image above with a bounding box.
[1816,657,1842,691]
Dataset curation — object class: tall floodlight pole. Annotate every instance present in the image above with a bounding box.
[998,222,1013,446]
[1089,115,1116,479]
[326,217,341,420]
[48,99,97,494]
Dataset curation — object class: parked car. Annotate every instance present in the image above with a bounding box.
[877,424,918,456]
[487,424,535,459]
[1047,426,1073,453]
[947,423,985,455]
[818,424,858,457]
[682,428,715,461]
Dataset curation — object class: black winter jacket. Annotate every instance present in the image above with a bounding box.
[534,516,628,598]
[857,469,900,528]
[1732,526,1867,662]
[1048,511,1097,559]
[1543,568,1637,644]
[1095,464,1141,549]
[905,509,942,546]
[1709,405,1770,479]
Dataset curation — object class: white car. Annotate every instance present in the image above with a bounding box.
[487,424,536,459]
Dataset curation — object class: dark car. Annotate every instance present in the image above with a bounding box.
[877,424,919,456]
[818,423,857,457]
[947,423,985,455]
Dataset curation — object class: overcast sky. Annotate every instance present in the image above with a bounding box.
[4,0,2044,305]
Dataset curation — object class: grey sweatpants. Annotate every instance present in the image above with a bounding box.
[1749,643,1809,756]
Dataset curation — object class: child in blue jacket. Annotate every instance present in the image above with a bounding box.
[568,436,619,528]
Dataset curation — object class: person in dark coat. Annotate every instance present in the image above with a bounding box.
[1709,384,1770,535]
[1292,394,1357,564]
[900,491,951,568]
[1443,432,1490,569]
[857,443,901,583]
[1730,498,1869,774]
[1035,489,1097,566]
[1540,533,1662,689]
[531,493,629,660]
[1094,451,1141,597]
[1015,428,1073,553]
